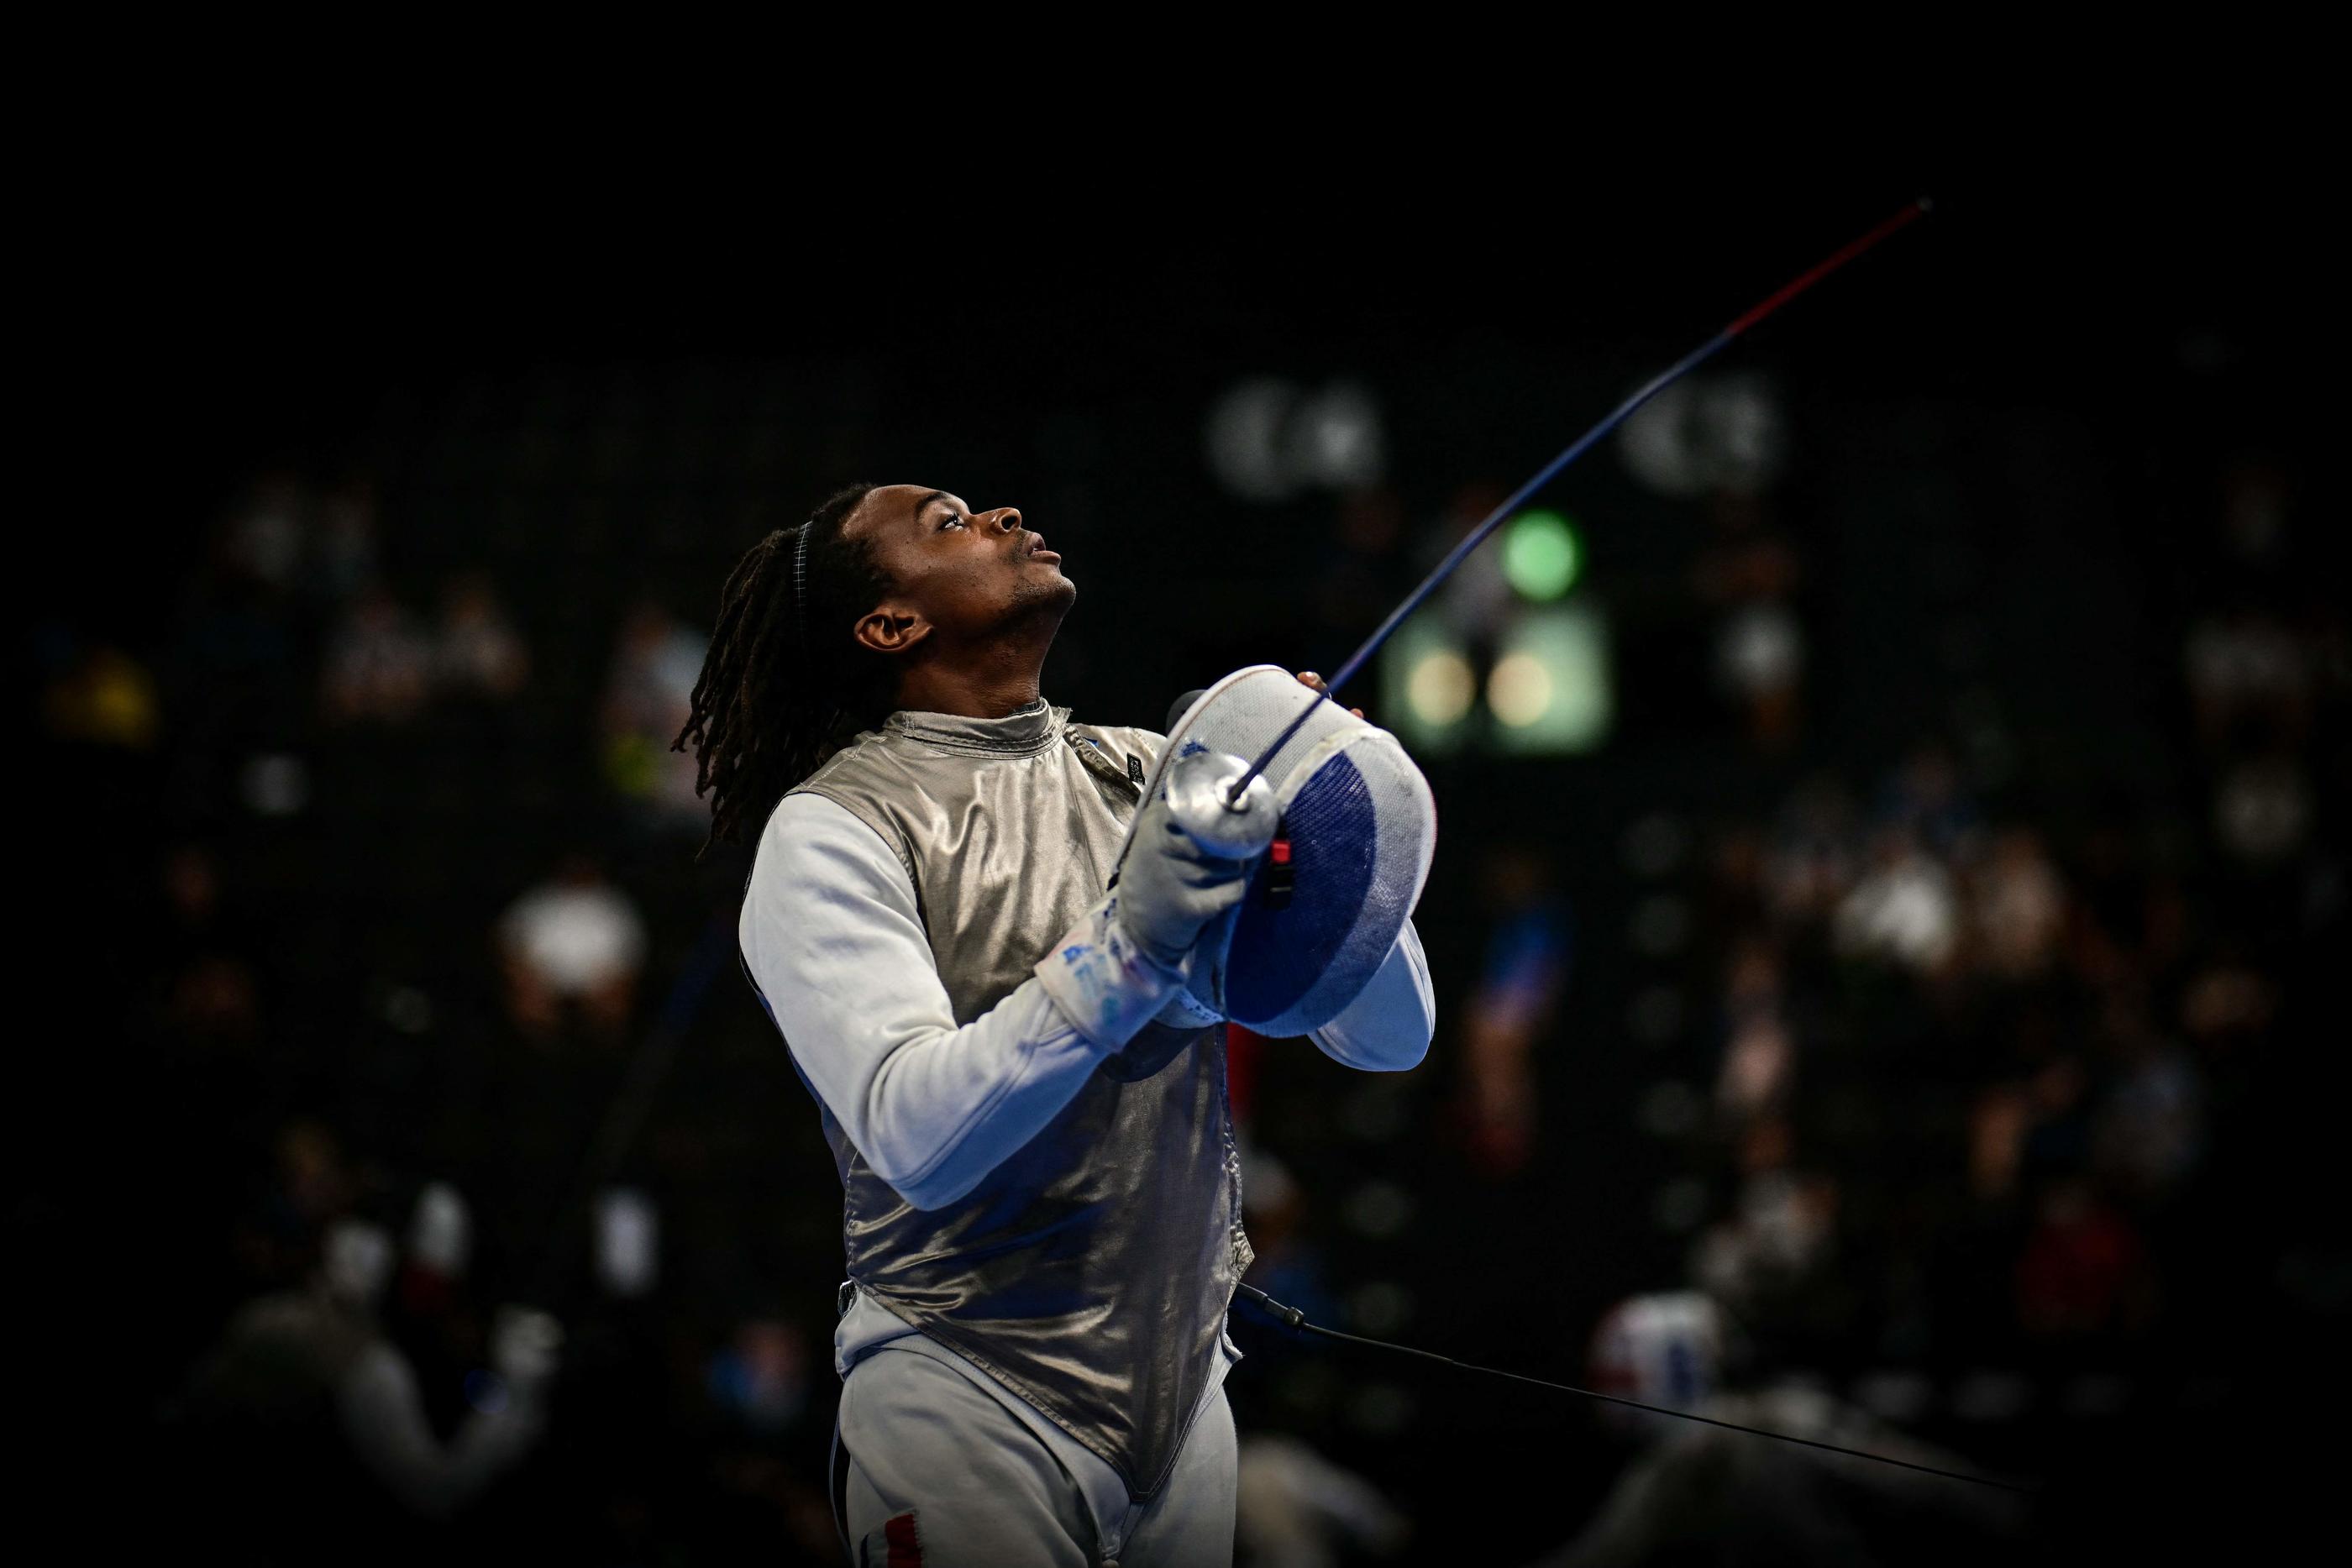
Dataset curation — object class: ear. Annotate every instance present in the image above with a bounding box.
[853,605,932,656]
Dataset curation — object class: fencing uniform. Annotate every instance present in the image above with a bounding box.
[739,699,1431,1566]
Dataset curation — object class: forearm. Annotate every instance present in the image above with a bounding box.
[745,796,1177,1211]
[338,1345,543,1519]
[831,975,1113,1210]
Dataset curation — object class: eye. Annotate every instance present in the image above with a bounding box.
[937,511,966,531]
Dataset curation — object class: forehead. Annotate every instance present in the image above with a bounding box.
[850,484,965,539]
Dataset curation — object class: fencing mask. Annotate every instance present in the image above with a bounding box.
[1124,664,1437,1037]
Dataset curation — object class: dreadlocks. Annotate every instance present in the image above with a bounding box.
[675,483,894,853]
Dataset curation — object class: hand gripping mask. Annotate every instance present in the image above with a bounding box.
[1118,665,1437,1037]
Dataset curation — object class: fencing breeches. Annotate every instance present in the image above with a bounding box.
[837,1341,1237,1568]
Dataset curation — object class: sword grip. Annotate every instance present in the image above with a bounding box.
[1162,748,1279,860]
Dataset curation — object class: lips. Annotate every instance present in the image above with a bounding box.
[1026,533,1060,562]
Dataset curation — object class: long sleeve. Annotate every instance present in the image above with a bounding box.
[742,792,1173,1212]
[1309,919,1435,1072]
[336,1341,545,1520]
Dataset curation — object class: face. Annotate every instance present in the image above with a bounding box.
[843,484,1074,658]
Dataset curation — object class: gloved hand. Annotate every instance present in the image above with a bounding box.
[1112,789,1258,971]
[1034,749,1278,1051]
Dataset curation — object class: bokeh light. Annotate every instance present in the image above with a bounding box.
[1502,509,1582,601]
[1407,647,1476,726]
[1488,652,1552,726]
[1490,604,1613,755]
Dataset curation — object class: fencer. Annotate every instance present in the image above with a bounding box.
[674,483,1435,1567]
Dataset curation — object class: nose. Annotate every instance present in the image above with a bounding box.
[981,506,1022,537]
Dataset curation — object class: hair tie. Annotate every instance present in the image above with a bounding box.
[790,523,813,648]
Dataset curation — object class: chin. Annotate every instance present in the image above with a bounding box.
[1007,572,1078,627]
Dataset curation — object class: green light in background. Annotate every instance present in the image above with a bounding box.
[1502,509,1582,601]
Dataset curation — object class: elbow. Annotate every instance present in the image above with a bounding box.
[1369,991,1437,1072]
[878,1166,976,1213]
[851,1068,966,1211]
[859,1140,979,1213]
[1368,1032,1432,1072]
[899,1183,965,1213]
[1322,1020,1431,1073]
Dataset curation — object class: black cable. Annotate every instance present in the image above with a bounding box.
[1232,1283,2034,1494]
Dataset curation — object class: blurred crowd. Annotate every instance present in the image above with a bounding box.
[1213,443,2343,1561]
[1656,455,2339,1408]
[1537,457,2340,1561]
[39,460,853,1561]
[38,350,2337,1563]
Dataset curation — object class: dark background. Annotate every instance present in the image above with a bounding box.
[25,170,2348,1560]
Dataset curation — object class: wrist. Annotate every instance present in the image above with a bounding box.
[1153,983,1223,1030]
[1034,893,1184,1051]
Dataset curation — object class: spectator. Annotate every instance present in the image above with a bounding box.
[1717,938,1793,1121]
[1833,827,1960,974]
[176,1210,562,1536]
[397,1180,473,1319]
[1693,491,1805,752]
[707,1319,811,1437]
[1236,1434,1410,1568]
[1875,742,1981,862]
[1971,828,2067,982]
[496,854,648,1040]
[601,601,709,826]
[1718,1012,1794,1125]
[323,584,433,726]
[309,480,382,605]
[2177,952,2276,1057]
[2184,604,2309,750]
[1690,1163,1839,1320]
[1456,844,1572,1177]
[433,571,531,700]
[2212,752,2313,868]
[2013,1177,2148,1343]
[222,473,311,591]
[2092,998,2203,1200]
[1540,1290,2024,1565]
[1764,775,1859,928]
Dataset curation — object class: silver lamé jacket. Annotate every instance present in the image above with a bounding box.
[787,700,1250,1500]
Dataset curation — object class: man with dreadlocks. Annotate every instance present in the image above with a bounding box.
[677,483,1433,1567]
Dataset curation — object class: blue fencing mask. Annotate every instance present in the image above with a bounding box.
[1126,664,1437,1037]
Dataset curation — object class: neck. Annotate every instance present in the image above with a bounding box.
[894,632,1052,720]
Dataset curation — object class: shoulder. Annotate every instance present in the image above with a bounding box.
[795,726,902,794]
[748,791,916,905]
[767,788,878,837]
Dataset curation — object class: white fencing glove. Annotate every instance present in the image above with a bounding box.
[1036,753,1277,1049]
